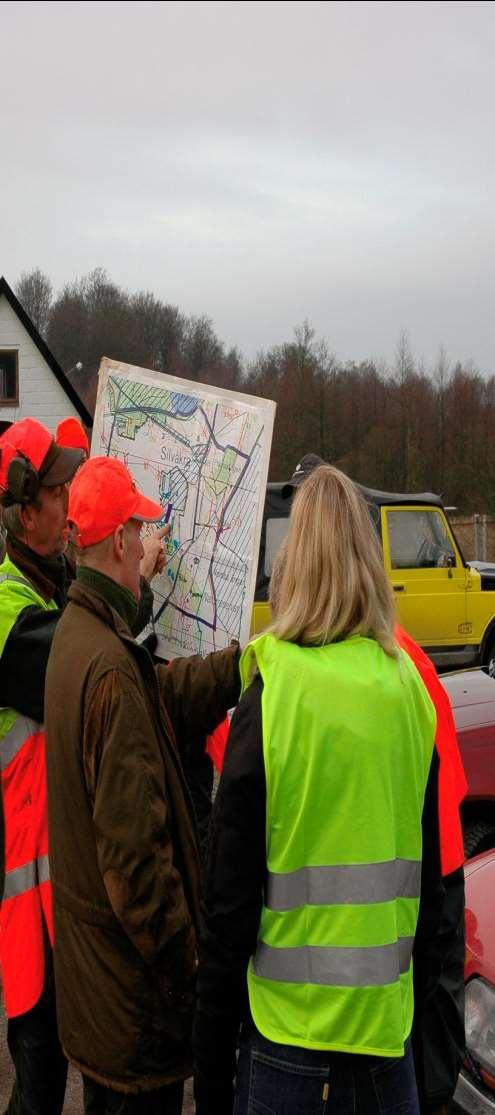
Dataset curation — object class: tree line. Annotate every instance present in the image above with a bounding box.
[16,268,495,512]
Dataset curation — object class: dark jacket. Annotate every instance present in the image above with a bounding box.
[45,579,240,1093]
[412,865,465,1112]
[193,675,451,1115]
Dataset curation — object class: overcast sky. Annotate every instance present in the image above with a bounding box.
[2,0,495,370]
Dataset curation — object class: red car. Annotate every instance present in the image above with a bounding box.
[452,848,495,1112]
[441,670,495,858]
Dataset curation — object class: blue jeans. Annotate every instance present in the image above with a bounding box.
[233,1026,419,1115]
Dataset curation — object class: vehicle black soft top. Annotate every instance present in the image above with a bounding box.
[356,484,443,509]
[268,480,444,509]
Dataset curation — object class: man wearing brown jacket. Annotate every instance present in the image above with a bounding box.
[45,456,240,1114]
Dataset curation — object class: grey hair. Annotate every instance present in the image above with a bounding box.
[75,534,114,568]
[2,503,25,540]
[75,520,135,568]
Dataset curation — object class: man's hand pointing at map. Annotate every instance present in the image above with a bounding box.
[140,524,171,582]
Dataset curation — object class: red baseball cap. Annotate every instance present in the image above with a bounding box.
[68,457,163,547]
[56,417,90,456]
[0,417,85,502]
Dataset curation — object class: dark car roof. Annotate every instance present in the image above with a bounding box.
[268,481,443,509]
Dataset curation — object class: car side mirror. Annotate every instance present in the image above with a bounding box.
[447,555,454,578]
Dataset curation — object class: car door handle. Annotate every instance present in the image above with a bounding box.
[393,584,406,592]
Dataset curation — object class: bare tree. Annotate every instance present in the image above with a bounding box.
[432,345,450,493]
[182,315,224,379]
[393,329,415,489]
[129,291,184,372]
[18,264,495,513]
[15,268,53,338]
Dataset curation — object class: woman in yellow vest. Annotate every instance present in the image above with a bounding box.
[194,465,445,1115]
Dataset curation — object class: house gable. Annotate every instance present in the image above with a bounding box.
[0,276,92,432]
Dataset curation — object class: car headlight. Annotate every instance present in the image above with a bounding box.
[465,978,495,1080]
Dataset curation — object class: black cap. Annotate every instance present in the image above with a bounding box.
[281,453,327,499]
[39,441,85,487]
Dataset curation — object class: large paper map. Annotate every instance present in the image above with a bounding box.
[92,358,276,659]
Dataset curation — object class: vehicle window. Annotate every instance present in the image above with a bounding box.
[367,502,381,534]
[264,517,290,577]
[387,510,456,570]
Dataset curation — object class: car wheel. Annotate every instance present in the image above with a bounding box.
[482,633,495,677]
[464,820,495,859]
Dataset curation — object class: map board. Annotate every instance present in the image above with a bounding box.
[92,358,276,659]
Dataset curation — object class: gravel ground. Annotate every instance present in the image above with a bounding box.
[0,997,194,1113]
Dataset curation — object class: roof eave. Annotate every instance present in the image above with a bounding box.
[0,275,93,428]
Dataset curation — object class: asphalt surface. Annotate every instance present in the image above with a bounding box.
[0,996,194,1113]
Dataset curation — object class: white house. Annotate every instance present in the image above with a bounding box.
[0,275,92,436]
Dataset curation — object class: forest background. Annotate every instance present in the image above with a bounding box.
[16,267,495,514]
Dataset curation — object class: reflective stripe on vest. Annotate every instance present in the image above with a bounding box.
[3,855,50,900]
[265,859,421,911]
[0,573,33,589]
[253,936,415,988]
[1,716,39,771]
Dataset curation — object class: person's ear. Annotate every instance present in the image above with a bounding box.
[113,523,126,562]
[20,503,36,538]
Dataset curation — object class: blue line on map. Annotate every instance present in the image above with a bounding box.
[155,598,216,630]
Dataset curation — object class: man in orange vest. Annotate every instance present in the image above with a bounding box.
[0,418,85,1114]
[0,418,168,1115]
[0,782,4,906]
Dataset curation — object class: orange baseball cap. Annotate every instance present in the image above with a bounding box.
[68,456,163,547]
[0,417,84,504]
[56,417,90,456]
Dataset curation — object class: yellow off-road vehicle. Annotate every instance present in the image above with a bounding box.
[253,482,495,673]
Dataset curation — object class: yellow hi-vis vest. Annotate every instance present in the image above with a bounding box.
[241,633,436,1057]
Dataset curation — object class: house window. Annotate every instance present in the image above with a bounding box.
[0,351,19,405]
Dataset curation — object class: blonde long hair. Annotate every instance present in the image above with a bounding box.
[268,465,397,657]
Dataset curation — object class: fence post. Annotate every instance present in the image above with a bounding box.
[474,514,481,560]
[482,514,488,562]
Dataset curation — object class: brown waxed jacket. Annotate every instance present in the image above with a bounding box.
[45,579,240,1093]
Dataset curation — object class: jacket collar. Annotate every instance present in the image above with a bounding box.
[6,534,68,605]
[76,567,138,632]
[67,579,177,747]
[68,578,137,642]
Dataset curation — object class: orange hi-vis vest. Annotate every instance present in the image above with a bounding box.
[206,716,230,771]
[395,625,468,876]
[0,559,56,1018]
